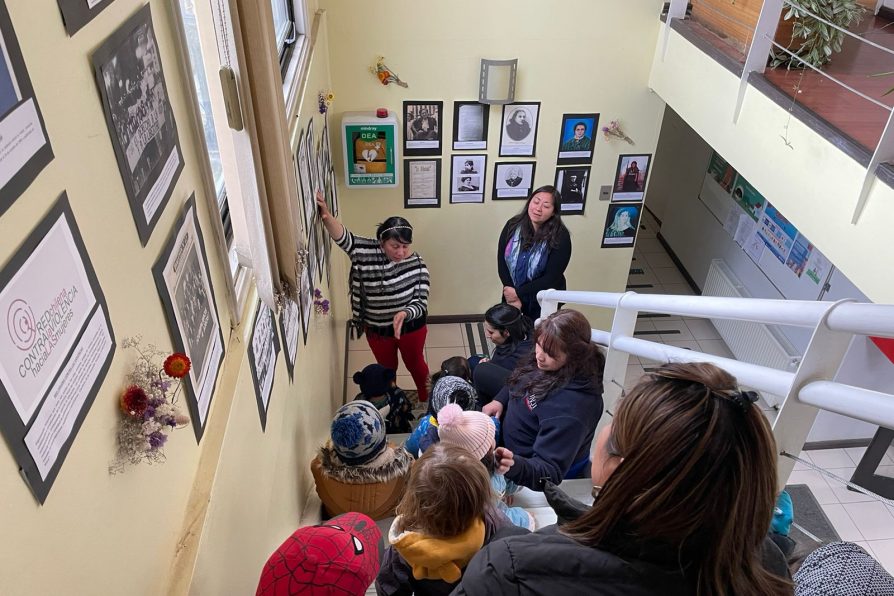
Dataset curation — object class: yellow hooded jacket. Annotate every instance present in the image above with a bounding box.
[388,516,486,583]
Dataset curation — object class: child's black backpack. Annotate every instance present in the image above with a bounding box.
[385,386,414,433]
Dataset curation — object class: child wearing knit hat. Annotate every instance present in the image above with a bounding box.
[353,363,415,434]
[437,404,535,531]
[404,375,479,458]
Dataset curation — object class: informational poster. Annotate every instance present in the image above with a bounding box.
[452,101,488,150]
[556,166,590,215]
[0,1,53,217]
[785,234,813,278]
[0,194,115,504]
[152,195,225,442]
[805,251,830,285]
[611,154,652,202]
[756,203,798,264]
[343,121,397,187]
[248,300,280,431]
[733,212,756,247]
[404,101,442,156]
[602,203,640,248]
[404,159,440,208]
[730,174,765,222]
[92,4,184,246]
[556,113,598,164]
[499,102,540,157]
[278,296,300,381]
[450,154,486,204]
[56,0,117,35]
[706,151,736,192]
[493,161,535,199]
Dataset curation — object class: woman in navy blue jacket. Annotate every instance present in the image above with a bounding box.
[472,303,534,405]
[482,309,604,490]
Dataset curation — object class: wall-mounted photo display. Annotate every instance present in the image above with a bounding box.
[450,154,486,204]
[306,118,318,195]
[93,4,184,246]
[404,101,442,156]
[706,151,736,193]
[298,257,313,344]
[555,166,590,215]
[602,203,642,248]
[278,295,300,382]
[499,102,539,157]
[493,161,535,200]
[611,153,651,202]
[0,1,54,217]
[153,195,225,442]
[0,194,115,504]
[56,0,117,36]
[452,101,488,150]
[404,159,441,208]
[296,132,315,238]
[248,300,280,431]
[556,113,599,164]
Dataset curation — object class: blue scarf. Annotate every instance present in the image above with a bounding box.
[504,226,548,287]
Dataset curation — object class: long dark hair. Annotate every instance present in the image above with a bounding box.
[563,363,791,596]
[507,309,604,400]
[484,303,532,344]
[430,356,472,386]
[506,185,567,250]
[376,216,413,244]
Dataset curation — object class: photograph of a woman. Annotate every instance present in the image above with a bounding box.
[499,102,540,157]
[602,204,640,247]
[493,161,535,199]
[611,153,652,202]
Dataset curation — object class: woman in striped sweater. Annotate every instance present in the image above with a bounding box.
[316,192,432,401]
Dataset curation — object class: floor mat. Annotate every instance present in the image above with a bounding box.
[785,483,840,559]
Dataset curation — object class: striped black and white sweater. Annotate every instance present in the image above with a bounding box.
[335,227,430,336]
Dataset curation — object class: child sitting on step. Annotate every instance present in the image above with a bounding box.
[405,375,478,457]
[353,363,415,434]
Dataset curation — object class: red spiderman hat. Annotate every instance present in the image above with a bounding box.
[256,512,382,595]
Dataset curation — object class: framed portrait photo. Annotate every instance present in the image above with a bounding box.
[247,300,280,431]
[493,161,535,200]
[499,102,540,157]
[556,113,598,164]
[554,166,591,215]
[450,154,486,204]
[452,101,488,150]
[611,153,652,202]
[403,100,443,156]
[404,159,441,209]
[602,203,642,248]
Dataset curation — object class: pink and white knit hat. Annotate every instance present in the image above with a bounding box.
[436,404,495,461]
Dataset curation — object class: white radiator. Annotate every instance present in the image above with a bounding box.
[702,259,801,407]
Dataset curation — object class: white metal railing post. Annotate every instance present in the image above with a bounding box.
[600,292,640,429]
[662,0,690,60]
[537,289,560,322]
[734,0,784,122]
[772,300,857,489]
[853,107,894,223]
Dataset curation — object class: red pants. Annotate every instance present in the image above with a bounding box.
[366,326,430,401]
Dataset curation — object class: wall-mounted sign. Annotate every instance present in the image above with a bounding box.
[342,112,399,188]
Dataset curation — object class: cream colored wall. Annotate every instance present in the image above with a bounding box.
[321,0,667,328]
[0,1,346,595]
[649,26,894,304]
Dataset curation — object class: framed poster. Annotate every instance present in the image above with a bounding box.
[452,101,488,150]
[493,161,535,200]
[152,195,225,442]
[556,113,598,164]
[56,0,117,36]
[403,101,442,156]
[404,159,441,208]
[450,154,486,204]
[298,261,313,344]
[602,203,641,248]
[278,295,300,381]
[499,102,540,157]
[92,4,184,246]
[707,150,736,193]
[731,173,766,221]
[555,166,590,215]
[0,193,115,504]
[248,300,280,431]
[611,153,651,202]
[0,0,53,217]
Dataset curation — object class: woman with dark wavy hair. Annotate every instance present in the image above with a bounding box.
[497,185,571,321]
[459,362,793,596]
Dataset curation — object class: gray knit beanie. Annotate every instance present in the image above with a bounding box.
[429,376,477,415]
[330,401,387,466]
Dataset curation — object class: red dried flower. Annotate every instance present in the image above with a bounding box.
[120,385,149,418]
[164,353,191,378]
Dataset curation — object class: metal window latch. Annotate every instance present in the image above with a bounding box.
[219,66,243,131]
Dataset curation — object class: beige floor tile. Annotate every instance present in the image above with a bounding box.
[844,501,894,541]
[426,346,470,369]
[346,348,378,373]
[662,283,696,296]
[653,266,687,285]
[683,318,721,340]
[425,323,466,348]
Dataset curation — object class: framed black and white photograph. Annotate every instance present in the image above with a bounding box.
[306,118,319,196]
[602,203,642,248]
[499,102,540,157]
[298,262,313,344]
[56,0,117,36]
[555,166,590,215]
[452,101,488,150]
[404,159,441,208]
[0,1,54,218]
[248,300,280,431]
[611,153,652,202]
[450,154,486,204]
[493,161,535,200]
[92,4,183,246]
[153,195,225,442]
[278,295,300,382]
[556,113,598,164]
[403,101,442,156]
[0,193,114,504]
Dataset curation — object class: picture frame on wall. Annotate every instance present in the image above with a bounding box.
[493,161,535,200]
[247,299,280,431]
[450,154,486,204]
[56,0,117,36]
[404,159,441,208]
[452,101,488,150]
[555,166,590,215]
[403,100,443,156]
[499,102,540,157]
[611,153,652,202]
[602,202,642,248]
[556,112,598,164]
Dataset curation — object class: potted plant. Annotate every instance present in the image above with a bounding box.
[772,0,866,68]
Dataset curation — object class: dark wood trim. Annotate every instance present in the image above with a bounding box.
[427,314,486,324]
[879,6,894,21]
[803,438,872,451]
[657,232,702,295]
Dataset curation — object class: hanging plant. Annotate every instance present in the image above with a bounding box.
[771,0,866,69]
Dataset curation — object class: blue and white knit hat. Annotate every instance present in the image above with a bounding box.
[330,401,387,466]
